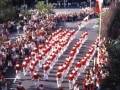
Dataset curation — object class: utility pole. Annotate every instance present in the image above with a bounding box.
[90,0,91,8]
[64,0,66,8]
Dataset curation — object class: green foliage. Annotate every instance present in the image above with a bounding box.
[100,39,120,90]
[0,0,16,23]
[45,3,54,13]
[35,1,54,15]
[20,8,30,16]
[107,39,120,59]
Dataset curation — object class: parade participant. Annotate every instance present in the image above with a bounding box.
[75,61,82,76]
[22,61,28,76]
[29,63,35,75]
[56,72,62,88]
[38,45,44,54]
[0,76,9,90]
[16,81,25,90]
[73,83,79,90]
[37,84,45,90]
[57,65,64,82]
[59,86,63,90]
[82,86,87,90]
[31,52,35,60]
[43,64,50,80]
[84,31,88,41]
[14,62,21,79]
[68,73,74,90]
[83,15,89,22]
[62,63,68,77]
[37,55,43,68]
[77,22,81,30]
[31,59,39,71]
[31,70,43,88]
[33,47,38,57]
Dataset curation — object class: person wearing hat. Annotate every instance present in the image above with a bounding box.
[43,64,50,80]
[68,73,74,90]
[56,72,62,88]
[31,70,43,88]
[37,84,45,90]
[73,83,79,90]
[22,61,28,76]
[1,76,9,90]
[33,47,38,57]
[59,86,63,90]
[29,63,35,75]
[14,62,21,80]
[16,81,25,90]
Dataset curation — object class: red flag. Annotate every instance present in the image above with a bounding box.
[95,0,103,13]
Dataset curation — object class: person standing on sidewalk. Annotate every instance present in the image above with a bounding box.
[17,24,20,34]
[0,76,9,90]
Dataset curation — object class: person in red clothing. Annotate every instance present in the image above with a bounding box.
[14,62,21,80]
[82,86,87,90]
[56,72,62,88]
[31,70,43,88]
[43,64,50,80]
[73,83,79,90]
[68,73,74,90]
[37,84,45,90]
[77,21,81,30]
[16,81,25,90]
[59,86,63,90]
[22,61,28,76]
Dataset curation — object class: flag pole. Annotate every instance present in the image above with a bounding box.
[90,0,91,8]
[97,9,102,66]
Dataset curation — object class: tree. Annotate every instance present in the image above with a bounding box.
[100,38,120,90]
[35,1,54,15]
[0,0,16,23]
[19,8,30,16]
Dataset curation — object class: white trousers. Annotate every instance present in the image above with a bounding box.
[23,67,27,75]
[16,70,21,79]
[56,78,62,88]
[69,81,74,90]
[34,79,39,88]
[44,71,49,80]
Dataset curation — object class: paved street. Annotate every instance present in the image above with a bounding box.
[3,9,99,90]
[4,20,98,90]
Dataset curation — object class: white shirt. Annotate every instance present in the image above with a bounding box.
[24,44,29,48]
